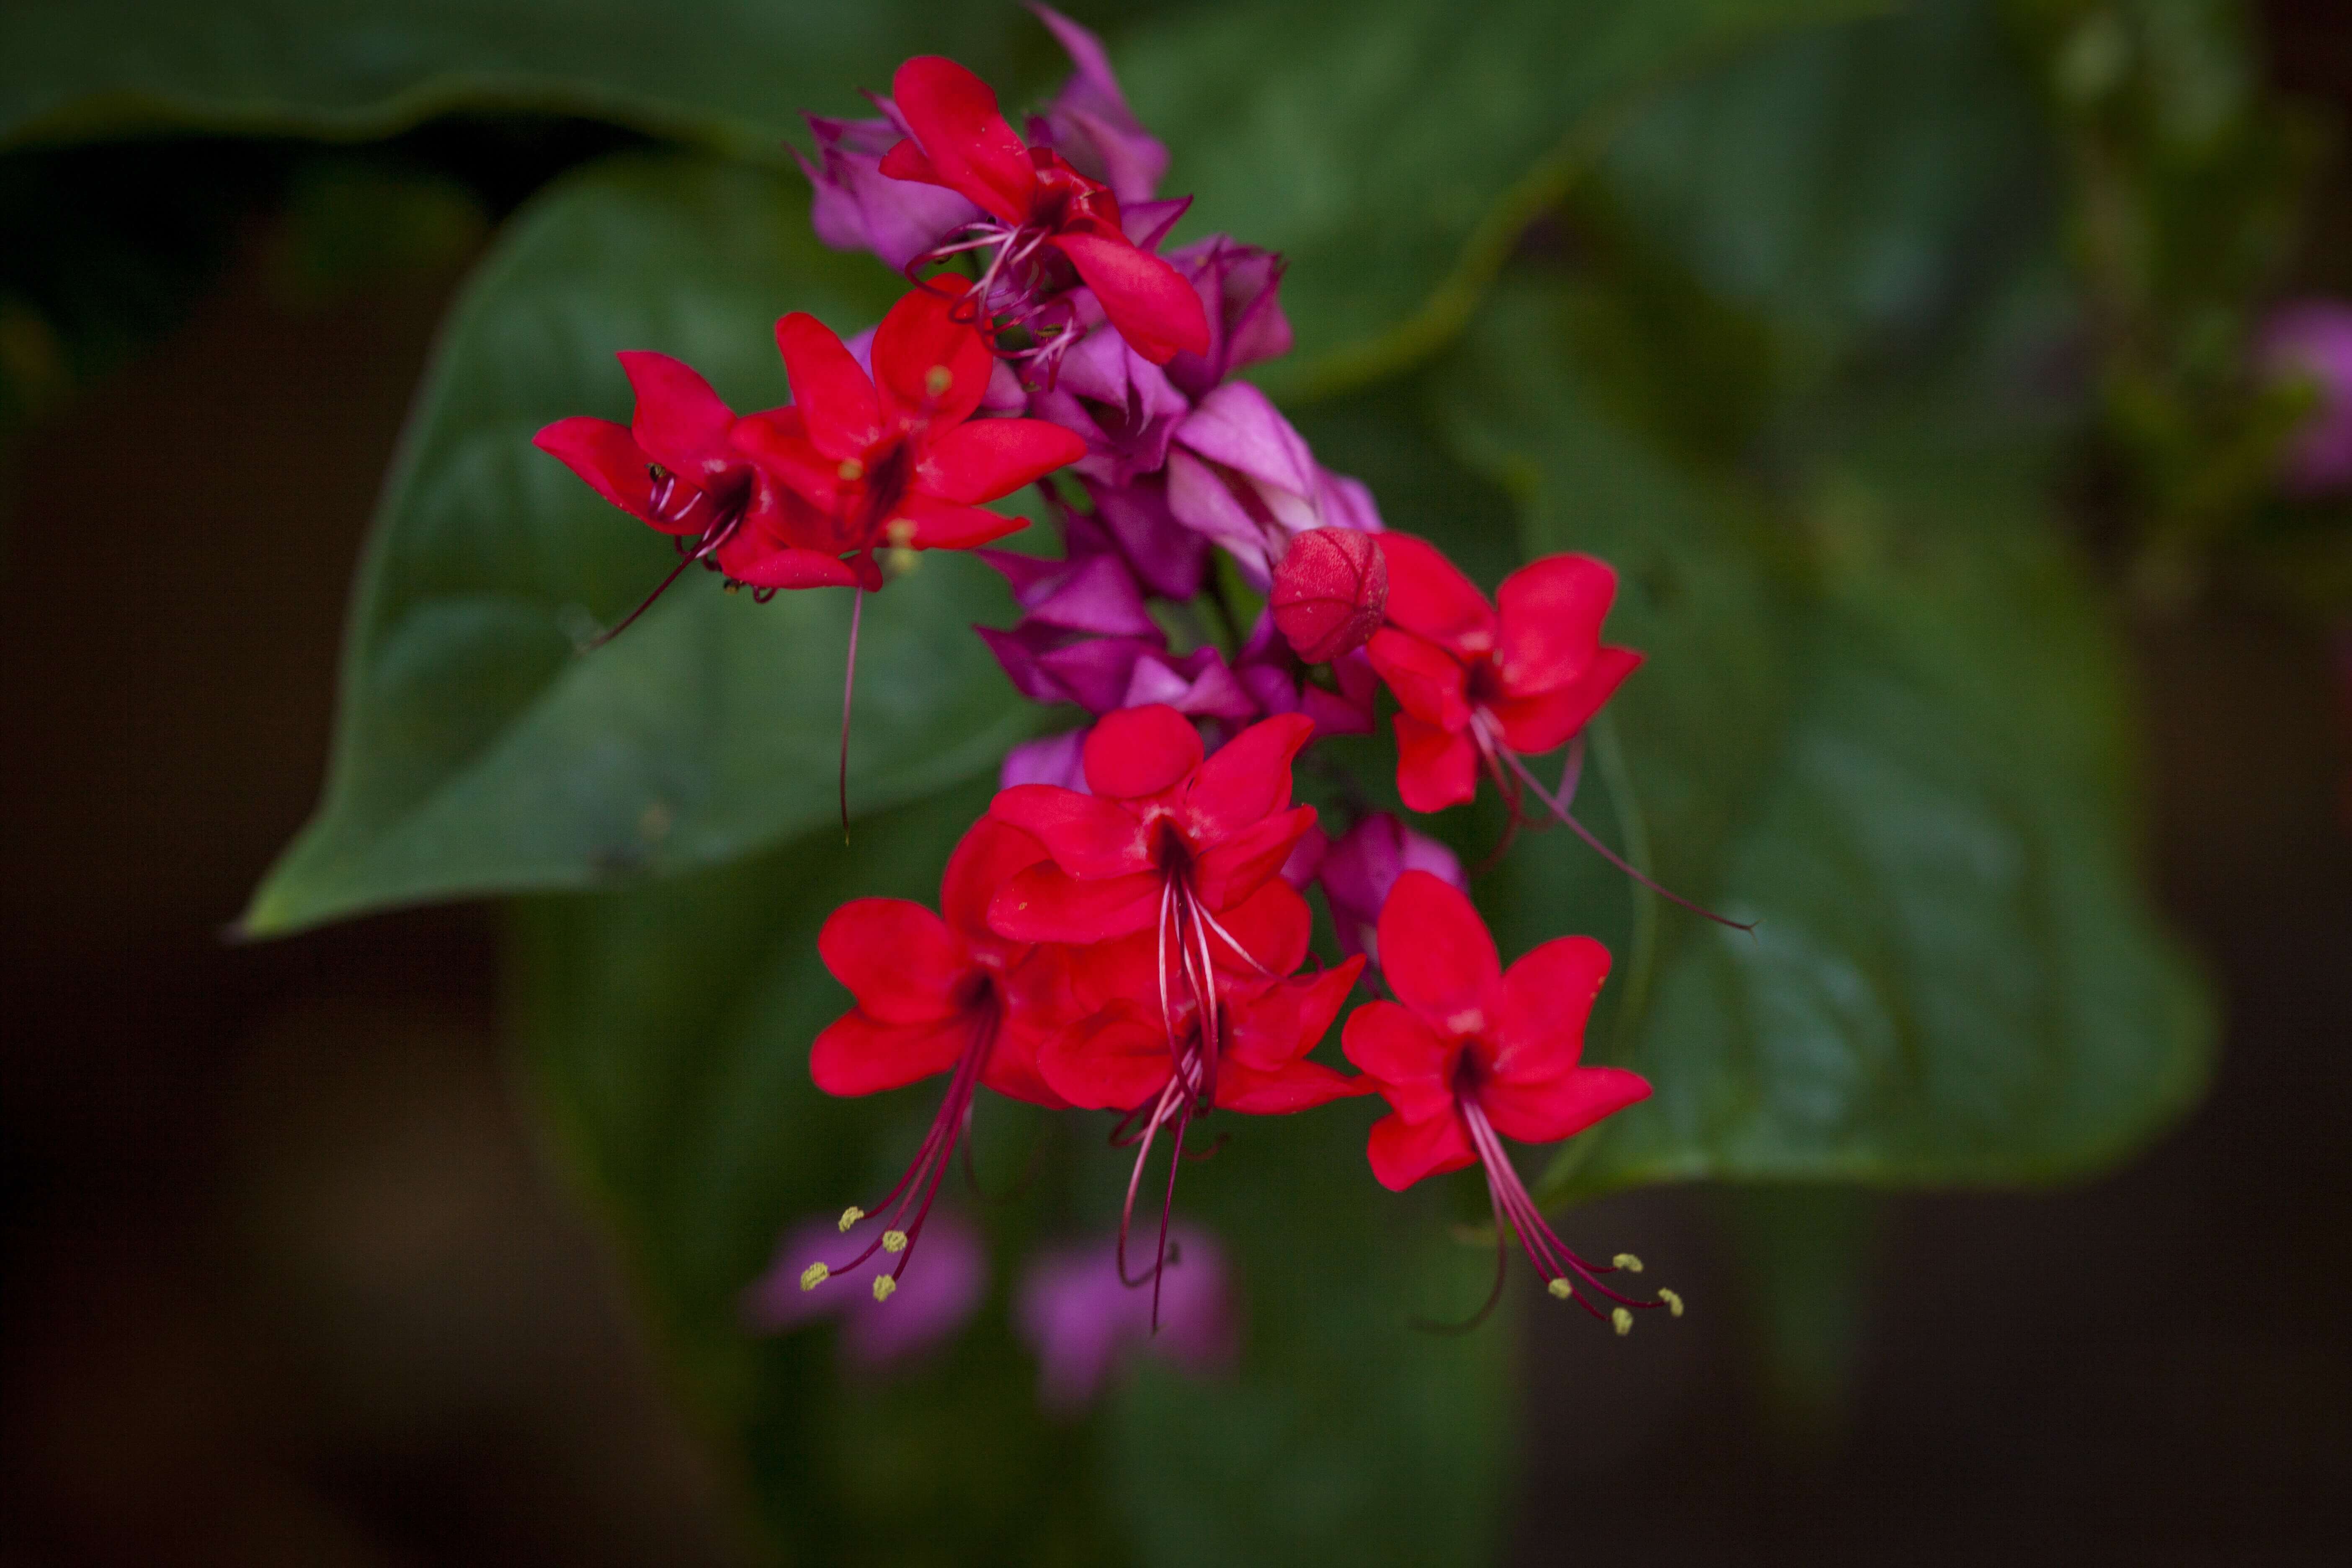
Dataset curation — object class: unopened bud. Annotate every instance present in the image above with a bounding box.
[872,1275,897,1302]
[799,1262,830,1292]
[1612,1307,1633,1336]
[838,1206,864,1233]
[882,1230,909,1254]
[1270,526,1388,664]
[1547,1278,1573,1300]
[1658,1288,1684,1318]
[1612,1253,1644,1274]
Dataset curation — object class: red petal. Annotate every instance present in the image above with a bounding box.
[730,409,842,511]
[1375,533,1497,659]
[1212,876,1313,977]
[940,816,1047,942]
[1191,804,1316,912]
[724,544,861,590]
[1365,1108,1475,1191]
[534,417,668,528]
[1490,646,1642,756]
[891,55,1037,226]
[1181,712,1314,844]
[1047,232,1212,364]
[878,138,948,188]
[1083,704,1204,799]
[979,1017,1072,1109]
[917,418,1087,504]
[810,1009,969,1096]
[1478,1064,1649,1146]
[1393,713,1478,813]
[871,279,994,428]
[1039,1007,1170,1110]
[1492,935,1610,1083]
[774,313,882,463]
[1218,1057,1369,1116]
[1497,552,1617,696]
[1227,961,1364,1072]
[1365,627,1471,730]
[896,493,1030,550]
[616,351,737,478]
[1339,1000,1455,1122]
[989,864,1161,943]
[989,783,1151,876]
[1378,870,1499,1023]
[818,897,970,1024]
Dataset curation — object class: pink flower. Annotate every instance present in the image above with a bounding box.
[745,1209,988,1369]
[1016,1225,1237,1414]
[2258,299,2352,493]
[1317,814,1465,966]
[1165,382,1382,587]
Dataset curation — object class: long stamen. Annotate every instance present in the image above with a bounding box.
[586,520,735,651]
[1493,741,1752,932]
[838,585,864,842]
[802,1010,994,1298]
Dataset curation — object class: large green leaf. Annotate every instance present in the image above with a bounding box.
[242,155,1037,935]
[11,0,1873,400]
[1431,283,2212,1191]
[1123,0,1880,395]
[511,779,1509,1566]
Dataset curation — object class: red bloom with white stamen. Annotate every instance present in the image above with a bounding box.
[881,54,1210,371]
[1365,533,1641,814]
[534,352,863,640]
[798,816,1075,1304]
[1342,871,1679,1331]
[733,280,1086,591]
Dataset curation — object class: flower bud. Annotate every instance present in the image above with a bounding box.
[1270,526,1388,663]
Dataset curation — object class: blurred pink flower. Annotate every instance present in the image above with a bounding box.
[743,1209,987,1370]
[1016,1225,1238,1415]
[2258,299,2352,493]
[1318,813,1467,967]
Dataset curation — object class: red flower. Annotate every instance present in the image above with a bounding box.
[986,705,1319,951]
[797,816,1075,1302]
[534,352,864,636]
[1341,871,1678,1331]
[880,54,1210,369]
[733,280,1086,591]
[1365,533,1641,814]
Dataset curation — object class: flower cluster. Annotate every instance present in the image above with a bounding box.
[538,7,1684,1342]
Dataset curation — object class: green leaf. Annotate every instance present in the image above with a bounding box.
[0,0,1078,155]
[242,155,1037,936]
[11,0,1876,398]
[511,778,1509,1565]
[1124,0,1883,397]
[1432,283,2213,1192]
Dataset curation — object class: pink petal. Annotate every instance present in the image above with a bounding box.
[1365,1109,1476,1191]
[1375,532,1498,660]
[918,418,1087,504]
[890,56,1038,226]
[1393,713,1478,813]
[988,784,1151,877]
[809,1009,970,1097]
[1180,711,1313,844]
[1049,232,1211,364]
[989,864,1162,944]
[940,816,1048,944]
[1490,646,1643,756]
[1492,935,1610,1083]
[1377,870,1500,1022]
[818,897,970,1024]
[1365,627,1471,730]
[774,314,882,462]
[1082,703,1204,799]
[1496,552,1617,696]
[870,279,994,428]
[534,416,668,528]
[615,351,738,480]
[1478,1064,1650,1147]
[1339,1000,1455,1122]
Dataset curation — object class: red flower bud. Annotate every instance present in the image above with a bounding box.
[1270,526,1388,664]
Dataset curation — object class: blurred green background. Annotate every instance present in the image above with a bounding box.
[4,2,2348,1564]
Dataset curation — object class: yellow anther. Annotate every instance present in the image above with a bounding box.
[799,1262,830,1292]
[882,1230,909,1253]
[1612,1307,1633,1336]
[885,547,921,578]
[838,1206,864,1233]
[1658,1288,1684,1318]
[924,364,953,397]
[722,580,741,594]
[1547,1278,1573,1300]
[885,518,917,549]
[1612,1253,1644,1274]
[872,1276,897,1302]
[837,458,864,482]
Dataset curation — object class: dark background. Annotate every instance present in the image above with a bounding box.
[5,5,2349,1564]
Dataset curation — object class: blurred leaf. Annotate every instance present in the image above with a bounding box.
[8,0,1877,401]
[513,777,1508,1565]
[1126,0,1883,397]
[1716,1185,1882,1439]
[0,0,1085,155]
[1433,284,2212,1192]
[242,155,1037,936]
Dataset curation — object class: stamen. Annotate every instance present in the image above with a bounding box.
[881,1230,908,1253]
[1658,1288,1684,1318]
[872,1276,897,1302]
[1547,1278,1573,1300]
[924,364,954,398]
[838,585,864,841]
[1612,1307,1633,1336]
[837,458,864,481]
[800,1262,830,1291]
[838,1206,864,1232]
[1613,1253,1644,1273]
